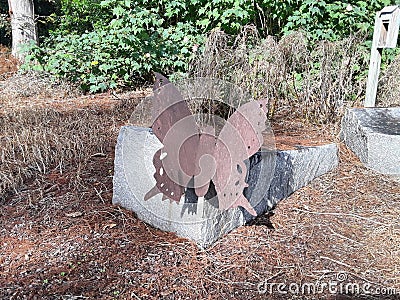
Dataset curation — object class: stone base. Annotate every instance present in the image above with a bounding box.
[112,126,338,248]
[341,107,400,175]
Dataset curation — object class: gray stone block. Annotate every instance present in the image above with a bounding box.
[341,107,400,175]
[242,143,339,222]
[113,126,338,248]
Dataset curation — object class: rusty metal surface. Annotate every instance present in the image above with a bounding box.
[153,72,170,91]
[211,101,267,216]
[194,131,216,197]
[146,74,200,203]
[144,148,185,203]
[144,75,267,216]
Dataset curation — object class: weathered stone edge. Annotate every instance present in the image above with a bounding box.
[113,126,338,248]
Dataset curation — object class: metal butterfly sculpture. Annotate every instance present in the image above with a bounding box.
[144,74,268,216]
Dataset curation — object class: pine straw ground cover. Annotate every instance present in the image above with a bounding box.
[0,87,399,299]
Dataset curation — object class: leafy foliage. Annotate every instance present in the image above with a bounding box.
[22,0,303,92]
[23,0,204,92]
[21,0,400,92]
[283,0,395,41]
[54,0,106,34]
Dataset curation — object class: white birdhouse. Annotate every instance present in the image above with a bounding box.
[377,5,400,48]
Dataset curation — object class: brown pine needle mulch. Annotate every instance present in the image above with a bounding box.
[1,143,399,299]
[0,86,399,299]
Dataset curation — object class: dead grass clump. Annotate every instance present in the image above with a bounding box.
[0,97,140,202]
[189,27,369,123]
[188,26,288,118]
[0,109,106,201]
[377,53,400,107]
[292,34,368,122]
[0,71,81,103]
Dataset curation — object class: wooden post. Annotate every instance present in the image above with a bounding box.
[364,6,400,107]
[365,12,383,107]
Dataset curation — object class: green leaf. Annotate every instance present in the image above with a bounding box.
[112,6,125,17]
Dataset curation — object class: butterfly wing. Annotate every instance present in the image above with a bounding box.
[193,126,216,197]
[212,100,267,215]
[145,73,200,203]
[144,149,185,202]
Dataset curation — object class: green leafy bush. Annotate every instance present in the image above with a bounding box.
[22,0,303,92]
[23,0,203,92]
[22,0,400,92]
[283,0,394,41]
[55,0,106,34]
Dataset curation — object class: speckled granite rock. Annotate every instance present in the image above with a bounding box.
[113,126,338,248]
[341,108,400,175]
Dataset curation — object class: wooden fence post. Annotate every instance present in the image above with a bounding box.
[364,6,400,107]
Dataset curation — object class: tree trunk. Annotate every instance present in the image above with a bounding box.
[8,0,37,60]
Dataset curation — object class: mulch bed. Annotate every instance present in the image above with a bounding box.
[1,90,400,299]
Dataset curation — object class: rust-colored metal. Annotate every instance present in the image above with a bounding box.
[145,73,199,203]
[144,148,185,202]
[145,74,267,216]
[211,101,267,216]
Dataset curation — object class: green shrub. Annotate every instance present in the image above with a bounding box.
[283,0,394,41]
[22,0,303,92]
[55,0,106,34]
[23,0,203,92]
[22,0,400,93]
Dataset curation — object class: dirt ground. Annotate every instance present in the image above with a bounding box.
[0,81,400,299]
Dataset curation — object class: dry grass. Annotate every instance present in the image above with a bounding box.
[0,84,399,299]
[0,108,106,201]
[189,27,370,123]
[0,138,399,299]
[0,90,142,203]
[0,38,399,299]
[0,48,82,113]
[377,53,400,107]
[0,71,81,109]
